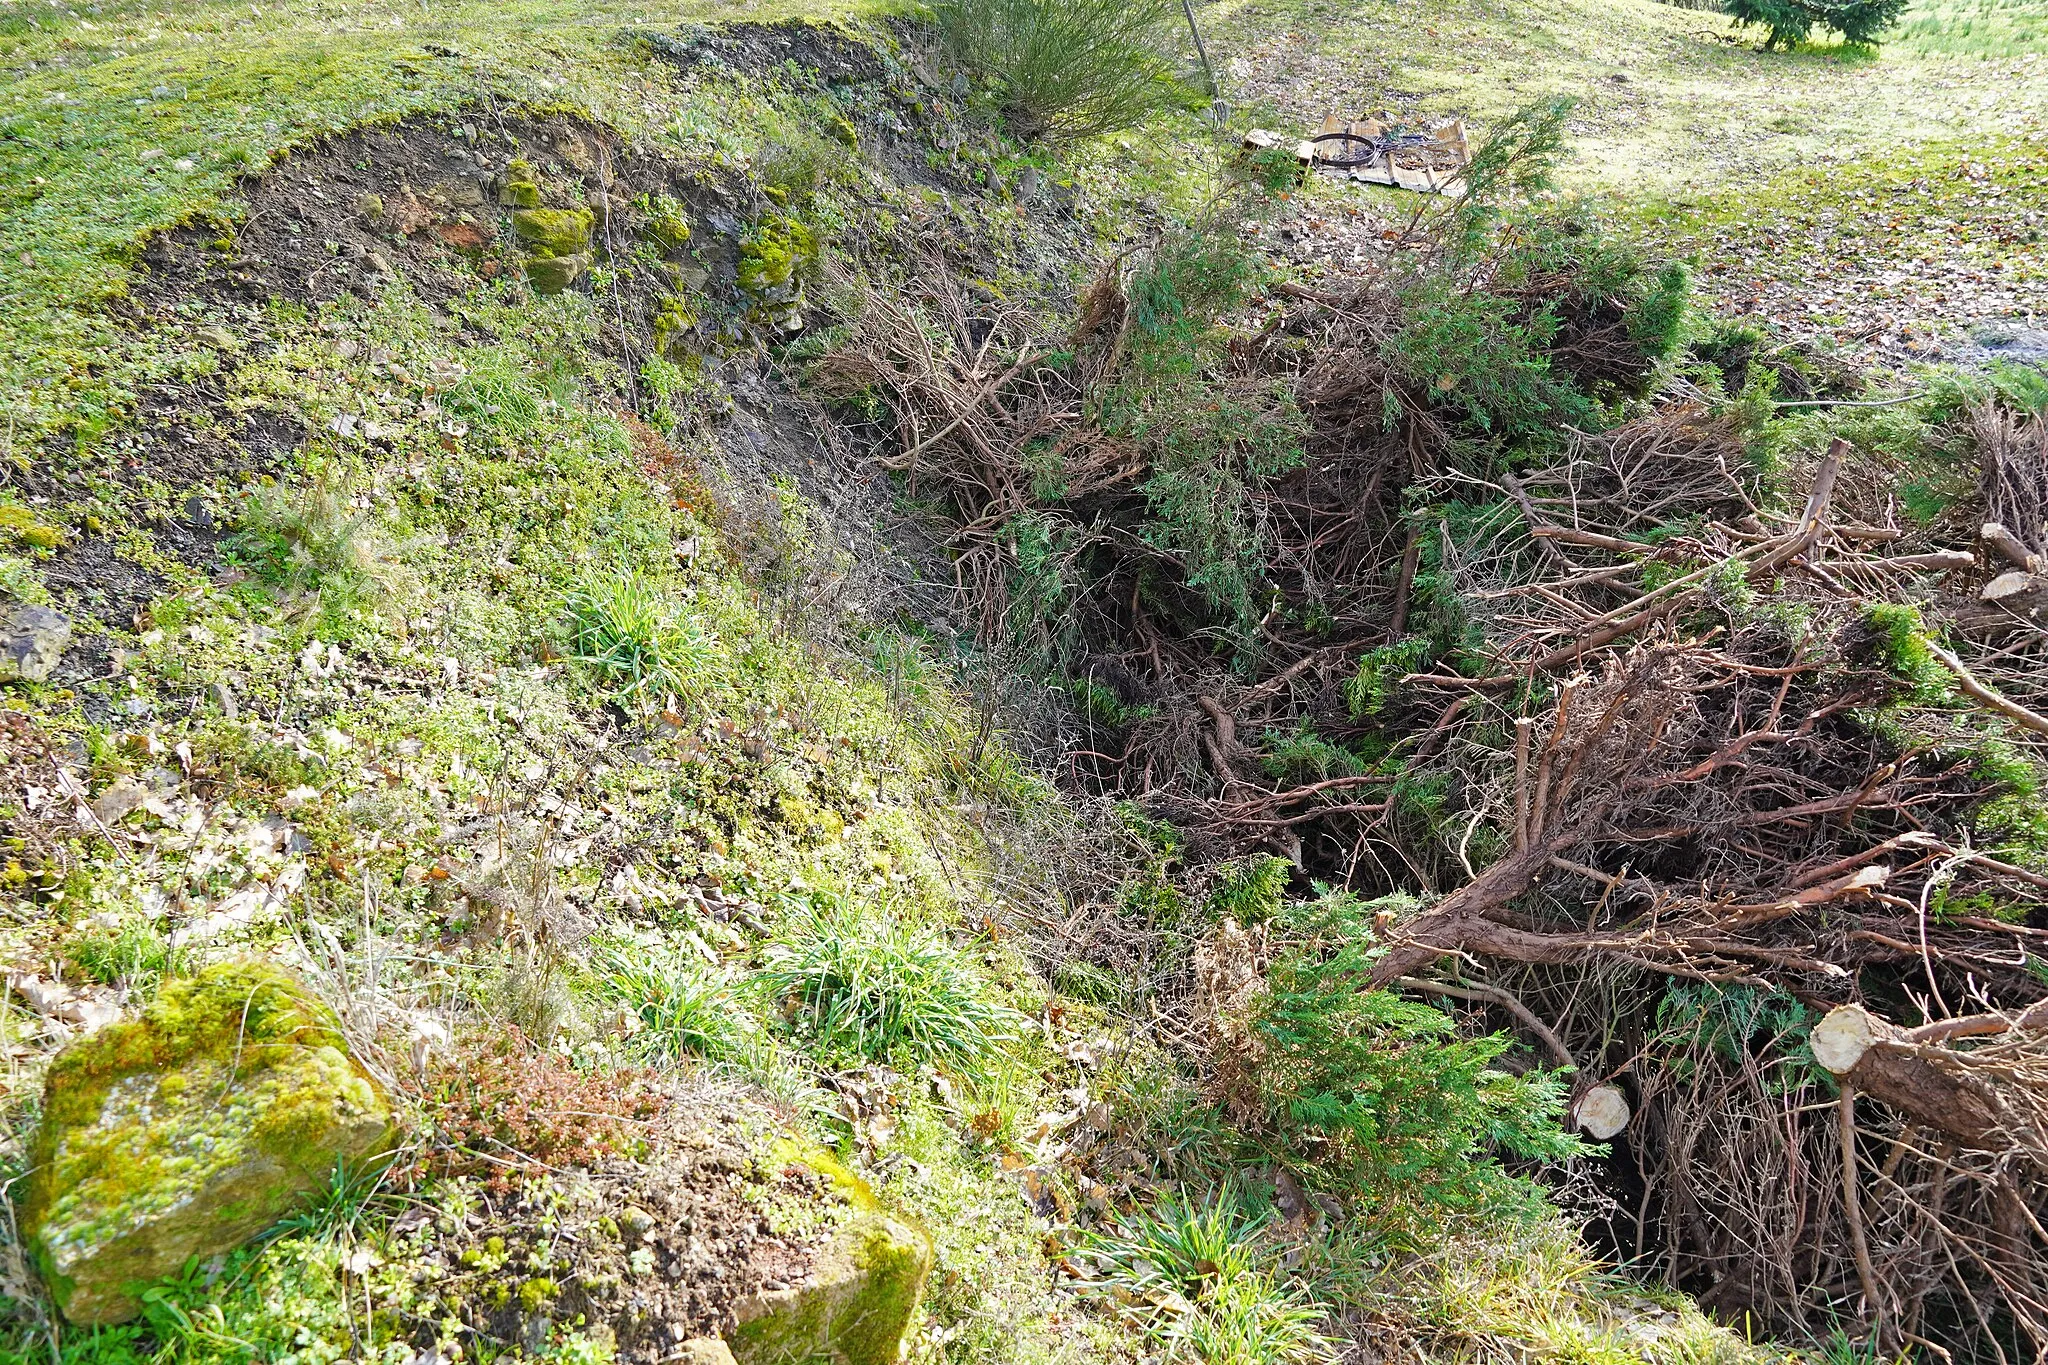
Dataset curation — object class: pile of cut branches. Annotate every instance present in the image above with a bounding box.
[817,107,2048,1354]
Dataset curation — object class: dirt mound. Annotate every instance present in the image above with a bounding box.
[395,1114,839,1361]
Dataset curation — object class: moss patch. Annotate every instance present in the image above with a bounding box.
[725,1207,932,1365]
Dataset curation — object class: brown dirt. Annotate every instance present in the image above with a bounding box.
[391,1101,852,1362]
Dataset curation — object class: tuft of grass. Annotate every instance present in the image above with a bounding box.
[592,946,760,1065]
[1091,1185,1334,1365]
[759,898,1020,1077]
[933,0,1191,140]
[64,918,183,993]
[229,472,399,599]
[562,571,711,711]
[259,1158,407,1246]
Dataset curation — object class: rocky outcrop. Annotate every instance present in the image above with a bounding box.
[20,961,395,1324]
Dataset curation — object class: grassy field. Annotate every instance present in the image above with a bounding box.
[1894,0,2048,56]
[1198,0,2046,193]
[1193,0,2048,362]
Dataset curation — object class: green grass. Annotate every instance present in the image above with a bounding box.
[1626,133,2048,342]
[1892,0,2048,55]
[1091,1187,1334,1365]
[1194,0,2048,198]
[760,897,1023,1078]
[590,943,761,1064]
[563,570,712,711]
[0,0,890,452]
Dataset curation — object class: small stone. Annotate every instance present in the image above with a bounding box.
[434,222,491,250]
[172,158,195,173]
[523,252,587,295]
[0,605,72,683]
[435,178,486,209]
[89,778,150,827]
[677,1341,736,1365]
[207,681,239,720]
[617,1206,654,1245]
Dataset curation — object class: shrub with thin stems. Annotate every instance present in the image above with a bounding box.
[933,0,1190,141]
[561,570,709,709]
[593,946,759,1065]
[1092,1185,1333,1364]
[229,469,406,598]
[759,898,1020,1077]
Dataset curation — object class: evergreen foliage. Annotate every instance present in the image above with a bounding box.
[1243,893,1591,1208]
[1727,0,1909,47]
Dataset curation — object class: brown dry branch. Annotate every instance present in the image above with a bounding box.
[819,221,2048,1352]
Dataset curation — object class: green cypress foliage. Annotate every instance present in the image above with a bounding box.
[1244,893,1592,1209]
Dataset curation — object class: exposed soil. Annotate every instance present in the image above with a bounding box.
[22,17,1083,691]
[390,1100,850,1362]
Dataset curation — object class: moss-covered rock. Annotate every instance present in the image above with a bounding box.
[652,293,699,360]
[640,192,693,253]
[512,206,593,257]
[512,206,594,295]
[20,962,395,1325]
[498,158,544,209]
[726,1145,931,1365]
[737,215,820,335]
[523,252,590,294]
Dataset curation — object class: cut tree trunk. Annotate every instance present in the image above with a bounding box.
[1811,1004,2044,1152]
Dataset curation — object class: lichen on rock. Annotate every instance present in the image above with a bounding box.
[19,961,395,1325]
